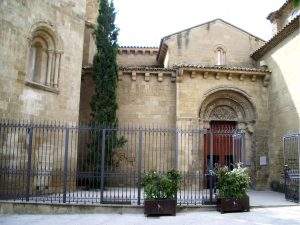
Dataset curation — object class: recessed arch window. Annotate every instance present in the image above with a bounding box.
[216,47,226,66]
[27,23,63,89]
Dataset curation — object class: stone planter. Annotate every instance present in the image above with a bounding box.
[217,195,250,213]
[144,199,176,216]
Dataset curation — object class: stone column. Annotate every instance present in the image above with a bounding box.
[46,50,54,86]
[53,51,62,88]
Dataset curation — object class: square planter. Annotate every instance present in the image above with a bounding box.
[144,199,176,216]
[217,195,250,213]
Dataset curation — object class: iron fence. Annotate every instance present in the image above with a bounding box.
[283,133,300,203]
[0,120,245,205]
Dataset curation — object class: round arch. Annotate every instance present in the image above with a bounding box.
[199,88,257,126]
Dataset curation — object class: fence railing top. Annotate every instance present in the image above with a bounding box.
[283,133,300,138]
[0,119,245,134]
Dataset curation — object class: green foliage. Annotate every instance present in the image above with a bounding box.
[91,0,119,125]
[84,0,126,188]
[294,0,300,7]
[142,170,181,200]
[216,164,250,199]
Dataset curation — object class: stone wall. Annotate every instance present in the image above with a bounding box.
[85,0,99,23]
[261,30,300,183]
[0,0,86,122]
[175,69,270,189]
[117,47,159,67]
[0,0,86,197]
[161,19,265,68]
[80,69,176,126]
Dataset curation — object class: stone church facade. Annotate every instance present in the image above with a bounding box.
[0,0,299,189]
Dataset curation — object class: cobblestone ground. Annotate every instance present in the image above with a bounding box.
[1,206,300,225]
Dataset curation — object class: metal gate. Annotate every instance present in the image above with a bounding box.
[0,120,245,205]
[283,133,300,203]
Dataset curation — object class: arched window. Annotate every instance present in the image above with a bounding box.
[27,23,63,89]
[216,47,226,66]
[28,37,48,84]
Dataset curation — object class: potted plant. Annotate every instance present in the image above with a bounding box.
[142,170,181,216]
[216,163,250,213]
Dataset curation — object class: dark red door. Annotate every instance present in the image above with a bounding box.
[204,121,237,171]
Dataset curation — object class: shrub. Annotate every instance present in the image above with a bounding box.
[216,163,250,199]
[142,170,181,200]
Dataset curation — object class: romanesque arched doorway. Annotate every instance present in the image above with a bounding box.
[199,88,257,172]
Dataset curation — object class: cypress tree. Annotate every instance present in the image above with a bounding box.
[85,0,125,188]
[91,0,119,125]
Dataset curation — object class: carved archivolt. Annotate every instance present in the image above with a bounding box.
[199,90,256,123]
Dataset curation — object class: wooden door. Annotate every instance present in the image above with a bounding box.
[204,121,237,172]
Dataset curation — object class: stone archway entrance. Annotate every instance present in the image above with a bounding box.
[199,89,257,171]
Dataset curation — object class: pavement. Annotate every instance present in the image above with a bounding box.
[1,206,300,225]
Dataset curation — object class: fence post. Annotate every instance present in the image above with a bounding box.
[209,130,214,204]
[26,127,33,202]
[100,129,106,203]
[175,128,179,170]
[63,127,69,203]
[137,130,143,205]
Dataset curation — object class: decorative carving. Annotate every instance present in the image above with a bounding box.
[145,72,150,82]
[215,72,221,80]
[118,71,123,81]
[131,71,136,81]
[227,73,233,80]
[190,71,196,78]
[203,72,209,79]
[209,105,238,121]
[199,89,257,123]
[240,74,245,81]
[263,74,271,87]
[158,73,163,82]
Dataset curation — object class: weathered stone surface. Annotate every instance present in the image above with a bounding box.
[0,0,86,122]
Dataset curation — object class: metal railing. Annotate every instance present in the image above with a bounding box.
[0,120,245,205]
[283,133,300,203]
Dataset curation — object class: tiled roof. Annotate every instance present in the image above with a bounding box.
[119,46,159,49]
[119,66,174,72]
[251,15,299,60]
[173,64,270,73]
[118,64,270,73]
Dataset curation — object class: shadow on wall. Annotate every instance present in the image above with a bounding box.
[266,55,300,184]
